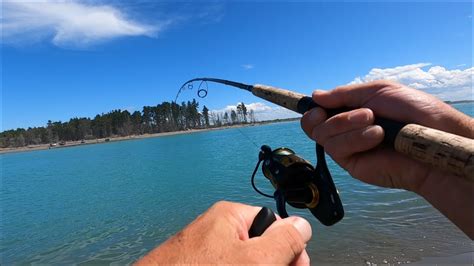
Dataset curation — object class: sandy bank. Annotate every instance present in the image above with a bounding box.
[0,122,281,155]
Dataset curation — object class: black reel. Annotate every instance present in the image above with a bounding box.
[251,145,344,226]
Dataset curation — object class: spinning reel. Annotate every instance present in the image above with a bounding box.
[251,144,344,226]
[177,77,474,229]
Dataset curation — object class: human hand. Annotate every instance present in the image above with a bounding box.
[135,201,312,265]
[300,80,474,238]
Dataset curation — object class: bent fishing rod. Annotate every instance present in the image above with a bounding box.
[175,77,473,228]
[177,78,474,181]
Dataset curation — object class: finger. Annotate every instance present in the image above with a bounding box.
[290,249,310,266]
[208,201,262,238]
[311,108,374,144]
[312,80,396,108]
[324,125,384,160]
[301,107,327,138]
[249,216,312,264]
[343,147,431,192]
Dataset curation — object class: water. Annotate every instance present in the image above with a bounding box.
[1,103,473,264]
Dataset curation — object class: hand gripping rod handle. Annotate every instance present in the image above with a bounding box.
[251,84,474,181]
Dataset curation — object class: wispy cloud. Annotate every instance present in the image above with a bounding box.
[350,63,473,101]
[241,64,254,70]
[195,3,225,24]
[1,0,163,48]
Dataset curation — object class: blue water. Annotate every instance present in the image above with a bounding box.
[1,103,473,264]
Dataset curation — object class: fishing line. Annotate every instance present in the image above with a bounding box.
[236,126,259,148]
[174,79,272,198]
[175,77,345,225]
[174,79,259,148]
[174,76,474,226]
[235,126,276,199]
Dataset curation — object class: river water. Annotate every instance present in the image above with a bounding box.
[1,103,472,264]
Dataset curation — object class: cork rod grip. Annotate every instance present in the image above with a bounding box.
[252,84,306,112]
[251,84,474,180]
[395,124,474,180]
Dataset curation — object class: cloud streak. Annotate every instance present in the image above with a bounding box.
[241,64,254,70]
[350,63,473,101]
[1,0,161,48]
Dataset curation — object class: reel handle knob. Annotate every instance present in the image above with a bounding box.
[248,207,277,238]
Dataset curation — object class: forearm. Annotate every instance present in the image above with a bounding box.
[418,106,474,238]
[418,171,474,239]
[441,103,474,138]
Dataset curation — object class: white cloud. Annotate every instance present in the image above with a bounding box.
[1,0,161,48]
[350,63,473,101]
[241,64,254,70]
[212,102,299,122]
[212,63,473,122]
[212,63,472,122]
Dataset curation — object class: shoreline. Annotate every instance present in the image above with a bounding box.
[0,119,298,155]
[0,130,206,155]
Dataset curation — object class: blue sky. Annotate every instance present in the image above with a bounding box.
[1,1,472,131]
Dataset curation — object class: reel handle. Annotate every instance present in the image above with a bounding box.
[248,207,277,238]
[252,84,474,180]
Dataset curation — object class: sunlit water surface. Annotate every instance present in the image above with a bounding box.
[1,103,472,264]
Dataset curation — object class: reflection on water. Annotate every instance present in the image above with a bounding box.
[1,103,472,264]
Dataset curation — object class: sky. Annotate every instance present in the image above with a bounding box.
[1,1,473,131]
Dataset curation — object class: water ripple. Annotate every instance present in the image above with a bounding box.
[1,120,472,264]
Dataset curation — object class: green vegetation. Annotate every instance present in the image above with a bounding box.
[1,100,253,148]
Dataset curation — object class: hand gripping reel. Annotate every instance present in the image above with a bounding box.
[251,145,344,226]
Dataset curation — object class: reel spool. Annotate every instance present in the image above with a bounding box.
[251,145,344,226]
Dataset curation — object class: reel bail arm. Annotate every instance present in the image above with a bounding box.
[251,145,344,225]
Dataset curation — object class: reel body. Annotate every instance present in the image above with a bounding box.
[252,145,344,226]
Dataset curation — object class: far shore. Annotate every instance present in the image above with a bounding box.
[0,118,299,155]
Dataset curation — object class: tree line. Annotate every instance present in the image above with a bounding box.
[1,100,256,148]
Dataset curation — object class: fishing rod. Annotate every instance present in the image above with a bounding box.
[176,78,474,226]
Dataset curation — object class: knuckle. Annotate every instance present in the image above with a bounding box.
[324,130,361,161]
[300,115,312,136]
[343,130,357,147]
[327,112,351,131]
[332,86,347,96]
[212,200,232,210]
[376,79,398,87]
[311,125,325,143]
[242,245,270,263]
[324,139,344,160]
[278,225,305,257]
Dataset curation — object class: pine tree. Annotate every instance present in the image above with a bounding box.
[202,106,210,128]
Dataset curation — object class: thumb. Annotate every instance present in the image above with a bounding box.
[249,216,312,264]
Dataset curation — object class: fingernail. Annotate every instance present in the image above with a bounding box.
[291,217,312,242]
[362,125,383,138]
[308,108,325,123]
[348,109,370,123]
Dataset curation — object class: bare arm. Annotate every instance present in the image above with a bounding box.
[300,80,474,239]
[136,201,312,264]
